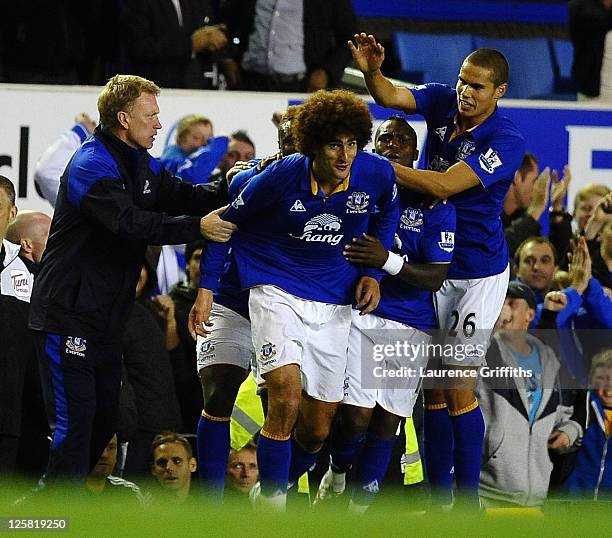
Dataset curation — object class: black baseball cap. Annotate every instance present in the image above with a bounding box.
[506,281,538,310]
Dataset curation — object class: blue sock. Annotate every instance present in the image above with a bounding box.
[196,413,230,500]
[257,431,291,497]
[450,402,485,501]
[423,405,454,504]
[352,434,396,506]
[330,433,365,474]
[288,436,317,486]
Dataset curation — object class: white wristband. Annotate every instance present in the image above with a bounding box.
[381,251,404,276]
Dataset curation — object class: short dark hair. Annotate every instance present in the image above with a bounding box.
[514,236,558,267]
[375,115,417,144]
[151,432,193,459]
[465,48,509,87]
[293,90,372,158]
[231,130,255,153]
[185,240,205,265]
[0,175,16,206]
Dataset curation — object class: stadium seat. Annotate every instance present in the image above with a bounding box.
[550,38,576,93]
[472,36,555,99]
[393,32,475,87]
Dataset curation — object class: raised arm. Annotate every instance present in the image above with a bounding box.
[348,33,416,112]
[392,160,480,199]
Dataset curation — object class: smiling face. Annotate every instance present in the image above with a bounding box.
[121,92,162,150]
[312,134,358,184]
[456,61,506,128]
[374,119,418,168]
[592,365,612,407]
[496,297,535,332]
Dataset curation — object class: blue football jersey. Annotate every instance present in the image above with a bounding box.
[200,152,399,305]
[374,190,456,330]
[411,83,525,279]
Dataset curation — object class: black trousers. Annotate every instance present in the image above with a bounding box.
[35,332,121,486]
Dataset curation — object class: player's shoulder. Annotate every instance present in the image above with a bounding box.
[354,151,394,175]
[70,135,119,179]
[264,152,307,175]
[485,110,525,143]
[412,83,456,107]
[233,153,307,194]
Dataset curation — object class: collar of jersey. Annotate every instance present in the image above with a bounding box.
[309,171,351,197]
[447,105,500,142]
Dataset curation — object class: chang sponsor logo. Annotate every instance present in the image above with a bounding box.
[290,214,344,245]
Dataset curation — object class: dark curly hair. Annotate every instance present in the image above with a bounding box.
[292,90,372,158]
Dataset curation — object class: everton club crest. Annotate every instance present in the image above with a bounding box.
[400,207,423,232]
[346,192,370,214]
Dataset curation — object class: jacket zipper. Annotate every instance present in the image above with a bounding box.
[594,437,609,501]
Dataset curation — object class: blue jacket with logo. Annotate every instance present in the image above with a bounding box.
[29,126,227,341]
[566,391,612,500]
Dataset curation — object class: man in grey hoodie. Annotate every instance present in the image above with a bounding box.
[476,282,582,507]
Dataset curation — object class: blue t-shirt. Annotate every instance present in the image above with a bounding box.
[374,191,456,330]
[512,345,543,424]
[160,136,229,183]
[200,152,399,305]
[411,84,526,279]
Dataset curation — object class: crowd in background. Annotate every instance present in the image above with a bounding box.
[0,0,610,513]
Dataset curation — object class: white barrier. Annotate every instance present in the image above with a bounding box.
[1,83,611,215]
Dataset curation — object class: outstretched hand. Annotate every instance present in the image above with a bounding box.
[348,33,385,74]
[199,206,237,242]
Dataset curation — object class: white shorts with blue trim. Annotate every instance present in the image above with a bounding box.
[434,264,510,366]
[196,303,254,372]
[248,285,352,403]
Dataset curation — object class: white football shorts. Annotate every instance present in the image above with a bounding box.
[434,264,509,366]
[196,303,254,372]
[343,309,430,417]
[249,285,352,403]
